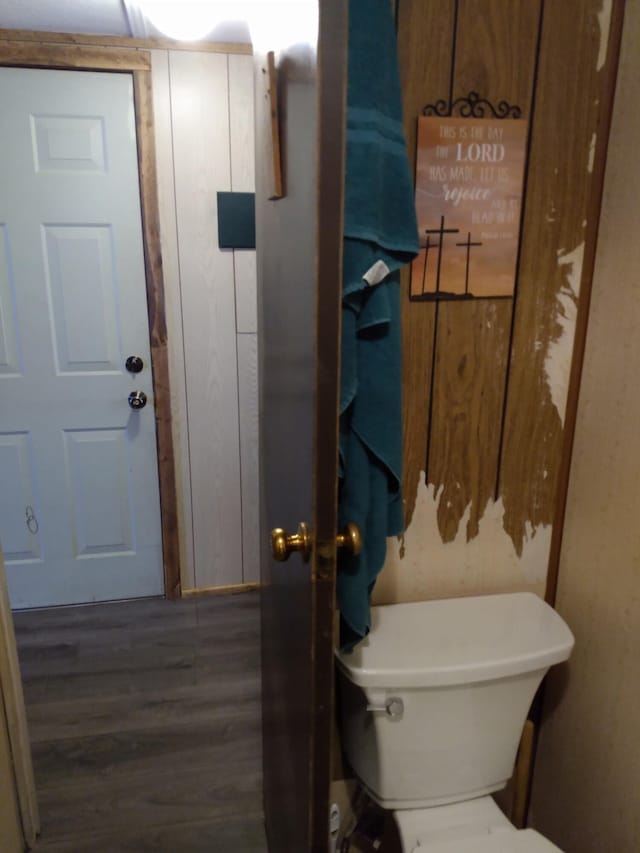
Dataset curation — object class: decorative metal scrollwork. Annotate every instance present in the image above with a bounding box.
[423,90,522,119]
[422,98,451,117]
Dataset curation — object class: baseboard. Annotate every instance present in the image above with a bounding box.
[181,582,260,598]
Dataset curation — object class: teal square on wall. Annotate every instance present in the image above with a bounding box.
[217,192,256,249]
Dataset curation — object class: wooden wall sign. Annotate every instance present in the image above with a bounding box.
[410,111,527,300]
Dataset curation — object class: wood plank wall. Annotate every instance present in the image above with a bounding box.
[151,50,259,591]
[374,0,624,603]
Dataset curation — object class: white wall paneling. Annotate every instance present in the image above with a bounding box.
[228,54,256,192]
[151,48,259,591]
[234,249,258,334]
[237,334,260,583]
[170,50,242,589]
[229,53,260,585]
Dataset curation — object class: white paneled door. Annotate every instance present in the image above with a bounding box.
[0,67,163,609]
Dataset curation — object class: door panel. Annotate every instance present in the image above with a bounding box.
[43,225,121,373]
[63,428,135,557]
[0,226,20,376]
[257,66,317,853]
[0,433,40,562]
[31,113,107,173]
[0,67,163,608]
[256,3,348,850]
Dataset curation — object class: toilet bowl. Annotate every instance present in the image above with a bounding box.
[393,797,561,851]
[336,592,574,851]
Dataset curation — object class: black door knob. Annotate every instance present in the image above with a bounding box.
[128,391,147,410]
[126,355,144,373]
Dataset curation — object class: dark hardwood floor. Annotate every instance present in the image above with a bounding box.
[13,591,268,852]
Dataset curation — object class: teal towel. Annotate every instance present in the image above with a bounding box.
[338,0,419,651]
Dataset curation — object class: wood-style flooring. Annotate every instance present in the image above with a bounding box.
[13,591,268,852]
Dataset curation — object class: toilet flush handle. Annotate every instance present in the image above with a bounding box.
[366,697,404,719]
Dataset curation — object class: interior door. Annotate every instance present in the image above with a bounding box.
[0,67,163,608]
[256,3,348,851]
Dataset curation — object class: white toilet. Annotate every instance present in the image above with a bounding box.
[336,592,574,852]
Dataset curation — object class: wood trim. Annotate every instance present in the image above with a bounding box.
[0,41,151,70]
[0,691,22,853]
[511,719,535,829]
[544,0,626,606]
[0,550,39,847]
[266,52,284,198]
[149,50,196,590]
[133,70,182,600]
[0,27,252,56]
[182,583,260,598]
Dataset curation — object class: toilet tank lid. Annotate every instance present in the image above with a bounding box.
[336,593,574,688]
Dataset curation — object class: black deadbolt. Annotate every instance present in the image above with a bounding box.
[126,355,144,373]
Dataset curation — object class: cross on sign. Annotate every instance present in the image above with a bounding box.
[455,231,483,295]
[424,215,460,294]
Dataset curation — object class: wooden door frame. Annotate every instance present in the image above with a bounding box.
[0,36,182,598]
[0,548,39,848]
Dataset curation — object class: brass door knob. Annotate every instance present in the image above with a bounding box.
[270,521,362,563]
[336,522,362,555]
[271,522,312,562]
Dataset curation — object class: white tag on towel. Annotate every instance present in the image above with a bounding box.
[362,259,391,286]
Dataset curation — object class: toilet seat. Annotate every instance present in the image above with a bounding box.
[393,798,562,853]
[413,828,561,851]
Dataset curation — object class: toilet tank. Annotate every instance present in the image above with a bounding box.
[336,593,574,810]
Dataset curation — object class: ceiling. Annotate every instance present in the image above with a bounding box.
[0,0,252,44]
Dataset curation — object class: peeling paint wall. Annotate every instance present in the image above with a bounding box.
[373,473,547,605]
[388,0,621,605]
[587,132,597,172]
[544,243,583,428]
